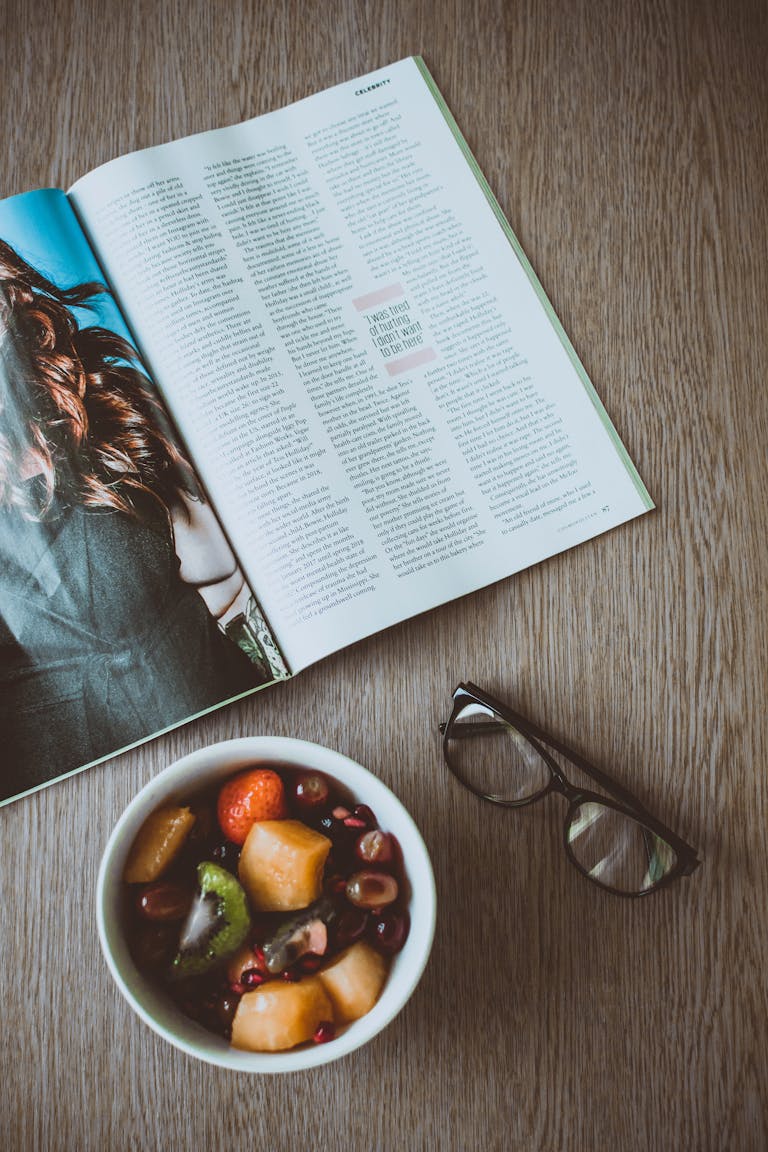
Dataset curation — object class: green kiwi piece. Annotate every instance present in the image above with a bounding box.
[170,861,251,979]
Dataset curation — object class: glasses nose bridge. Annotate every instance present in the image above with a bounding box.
[544,769,580,807]
[527,738,579,803]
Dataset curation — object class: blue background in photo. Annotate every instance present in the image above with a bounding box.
[0,189,134,343]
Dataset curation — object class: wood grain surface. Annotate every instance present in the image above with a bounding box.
[1,0,767,1149]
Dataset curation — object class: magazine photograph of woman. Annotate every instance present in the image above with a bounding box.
[0,193,285,804]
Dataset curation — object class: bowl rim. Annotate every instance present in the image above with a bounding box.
[96,735,437,1072]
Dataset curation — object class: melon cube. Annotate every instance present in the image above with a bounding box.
[231,976,333,1052]
[318,941,388,1024]
[123,805,195,883]
[238,819,331,911]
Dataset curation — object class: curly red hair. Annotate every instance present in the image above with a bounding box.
[0,237,196,520]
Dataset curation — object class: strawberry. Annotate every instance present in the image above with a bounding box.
[217,768,287,845]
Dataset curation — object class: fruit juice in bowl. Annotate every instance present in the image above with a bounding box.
[97,737,436,1072]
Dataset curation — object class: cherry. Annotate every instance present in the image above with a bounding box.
[370,910,410,955]
[353,804,377,827]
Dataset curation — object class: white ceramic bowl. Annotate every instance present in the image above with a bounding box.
[96,737,436,1072]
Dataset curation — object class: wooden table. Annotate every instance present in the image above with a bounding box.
[2,1,766,1148]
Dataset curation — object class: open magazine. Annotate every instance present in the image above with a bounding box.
[0,56,653,806]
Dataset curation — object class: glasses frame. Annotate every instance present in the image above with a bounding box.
[441,681,701,897]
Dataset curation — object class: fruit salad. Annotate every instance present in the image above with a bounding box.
[122,765,411,1052]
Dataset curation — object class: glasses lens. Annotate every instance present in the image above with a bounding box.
[445,700,552,803]
[566,801,678,893]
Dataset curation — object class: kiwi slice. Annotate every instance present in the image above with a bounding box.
[170,861,251,979]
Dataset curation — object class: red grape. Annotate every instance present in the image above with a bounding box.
[292,772,330,811]
[345,870,398,909]
[355,829,394,865]
[136,882,192,922]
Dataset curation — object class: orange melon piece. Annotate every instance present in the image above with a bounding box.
[123,806,195,883]
[231,976,333,1052]
[238,819,331,911]
[318,941,388,1024]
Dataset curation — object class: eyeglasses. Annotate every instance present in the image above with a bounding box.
[441,682,701,897]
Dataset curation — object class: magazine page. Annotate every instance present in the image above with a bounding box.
[69,57,653,674]
[0,190,287,806]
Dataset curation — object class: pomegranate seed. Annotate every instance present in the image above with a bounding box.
[251,946,267,973]
[241,968,266,988]
[332,806,351,820]
[229,981,246,995]
[228,941,268,984]
[343,816,367,828]
[299,954,323,974]
[313,1020,336,1044]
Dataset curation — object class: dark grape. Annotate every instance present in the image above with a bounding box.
[335,906,368,948]
[210,841,241,872]
[131,922,177,972]
[215,993,239,1034]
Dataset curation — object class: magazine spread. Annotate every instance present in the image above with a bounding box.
[0,56,652,806]
[0,190,289,806]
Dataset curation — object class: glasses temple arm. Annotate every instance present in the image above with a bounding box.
[440,710,653,814]
[438,721,509,737]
